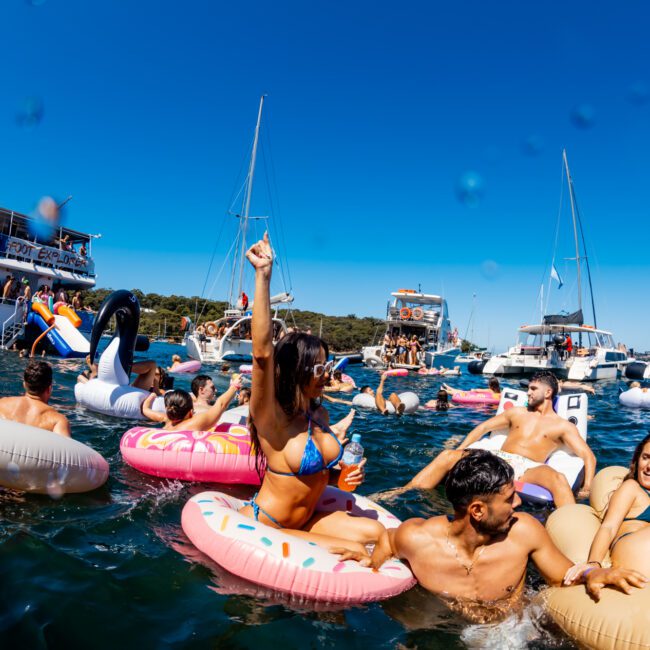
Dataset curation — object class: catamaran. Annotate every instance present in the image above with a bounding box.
[361,289,460,369]
[474,150,631,381]
[185,96,291,364]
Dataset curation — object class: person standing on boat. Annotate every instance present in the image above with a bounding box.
[239,232,385,556]
[240,291,249,311]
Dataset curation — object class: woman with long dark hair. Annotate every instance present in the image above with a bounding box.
[239,233,384,555]
[564,432,650,583]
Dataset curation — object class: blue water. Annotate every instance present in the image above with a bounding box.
[1,343,648,649]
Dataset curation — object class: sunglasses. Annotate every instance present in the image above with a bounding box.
[306,360,334,378]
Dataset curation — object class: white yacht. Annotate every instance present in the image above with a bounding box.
[361,289,460,369]
[0,205,97,357]
[185,96,291,364]
[474,150,631,381]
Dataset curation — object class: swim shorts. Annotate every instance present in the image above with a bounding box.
[491,450,542,481]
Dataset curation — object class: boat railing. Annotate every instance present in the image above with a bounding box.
[0,298,27,349]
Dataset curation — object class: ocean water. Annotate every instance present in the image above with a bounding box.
[0,343,647,649]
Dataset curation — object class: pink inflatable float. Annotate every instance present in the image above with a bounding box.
[451,390,500,406]
[169,360,202,374]
[182,486,415,603]
[340,373,356,386]
[120,420,260,485]
[383,368,408,377]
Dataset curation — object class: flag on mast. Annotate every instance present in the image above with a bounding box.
[550,263,563,289]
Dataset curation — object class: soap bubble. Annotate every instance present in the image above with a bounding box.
[455,171,485,207]
[522,134,544,156]
[570,104,596,129]
[626,81,650,106]
[15,96,44,130]
[480,259,500,281]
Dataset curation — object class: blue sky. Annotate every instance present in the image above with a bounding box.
[2,1,649,351]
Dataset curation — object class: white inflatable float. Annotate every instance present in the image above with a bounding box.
[468,388,588,505]
[352,391,420,414]
[0,420,109,494]
[619,386,650,409]
[543,466,650,650]
[75,290,165,419]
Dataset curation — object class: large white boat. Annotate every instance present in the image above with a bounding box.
[0,204,97,357]
[361,289,460,369]
[185,96,291,364]
[475,151,631,381]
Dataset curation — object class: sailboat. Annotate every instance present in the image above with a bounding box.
[185,96,292,364]
[455,294,490,365]
[475,150,631,381]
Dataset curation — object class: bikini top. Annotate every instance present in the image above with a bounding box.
[266,411,343,477]
[624,487,650,523]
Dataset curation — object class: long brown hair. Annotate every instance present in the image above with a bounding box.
[625,432,650,481]
[249,332,329,477]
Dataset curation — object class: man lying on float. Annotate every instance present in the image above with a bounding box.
[379,371,595,507]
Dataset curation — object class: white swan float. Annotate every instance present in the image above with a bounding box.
[75,290,165,419]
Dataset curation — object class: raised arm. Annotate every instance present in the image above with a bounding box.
[375,374,388,413]
[560,422,597,497]
[456,410,513,450]
[246,233,276,434]
[142,392,166,423]
[188,379,241,430]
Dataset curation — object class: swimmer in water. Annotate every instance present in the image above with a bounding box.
[335,450,645,624]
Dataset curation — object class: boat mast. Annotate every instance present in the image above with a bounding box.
[232,95,266,308]
[562,149,597,327]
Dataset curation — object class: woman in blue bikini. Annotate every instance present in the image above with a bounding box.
[565,432,650,582]
[238,232,385,556]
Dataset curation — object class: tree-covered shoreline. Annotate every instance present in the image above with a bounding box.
[81,289,384,352]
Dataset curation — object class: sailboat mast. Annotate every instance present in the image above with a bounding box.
[234,95,265,307]
[563,149,582,314]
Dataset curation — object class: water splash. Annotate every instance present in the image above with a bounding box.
[455,171,485,207]
[15,96,44,129]
[570,104,596,129]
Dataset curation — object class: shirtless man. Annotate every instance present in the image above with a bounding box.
[392,371,595,506]
[359,373,406,415]
[0,361,71,437]
[190,374,217,414]
[345,451,645,624]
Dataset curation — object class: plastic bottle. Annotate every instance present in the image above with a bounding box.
[337,434,364,492]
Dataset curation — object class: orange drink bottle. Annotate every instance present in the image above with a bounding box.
[337,434,364,492]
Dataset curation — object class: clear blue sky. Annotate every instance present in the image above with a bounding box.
[2,1,649,351]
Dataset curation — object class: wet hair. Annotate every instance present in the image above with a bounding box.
[172,354,181,363]
[164,390,193,422]
[333,370,342,381]
[625,432,650,482]
[435,389,449,411]
[530,370,559,399]
[23,360,52,394]
[191,374,213,398]
[249,332,329,476]
[445,449,514,514]
[488,377,501,393]
[359,385,372,394]
[239,387,251,402]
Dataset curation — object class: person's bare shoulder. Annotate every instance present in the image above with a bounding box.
[394,516,445,554]
[506,512,547,549]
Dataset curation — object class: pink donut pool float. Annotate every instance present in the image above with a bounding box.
[451,390,500,406]
[170,360,202,374]
[120,420,260,485]
[182,486,415,603]
[383,368,408,377]
[340,373,356,386]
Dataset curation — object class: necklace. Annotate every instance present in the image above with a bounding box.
[445,524,487,575]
